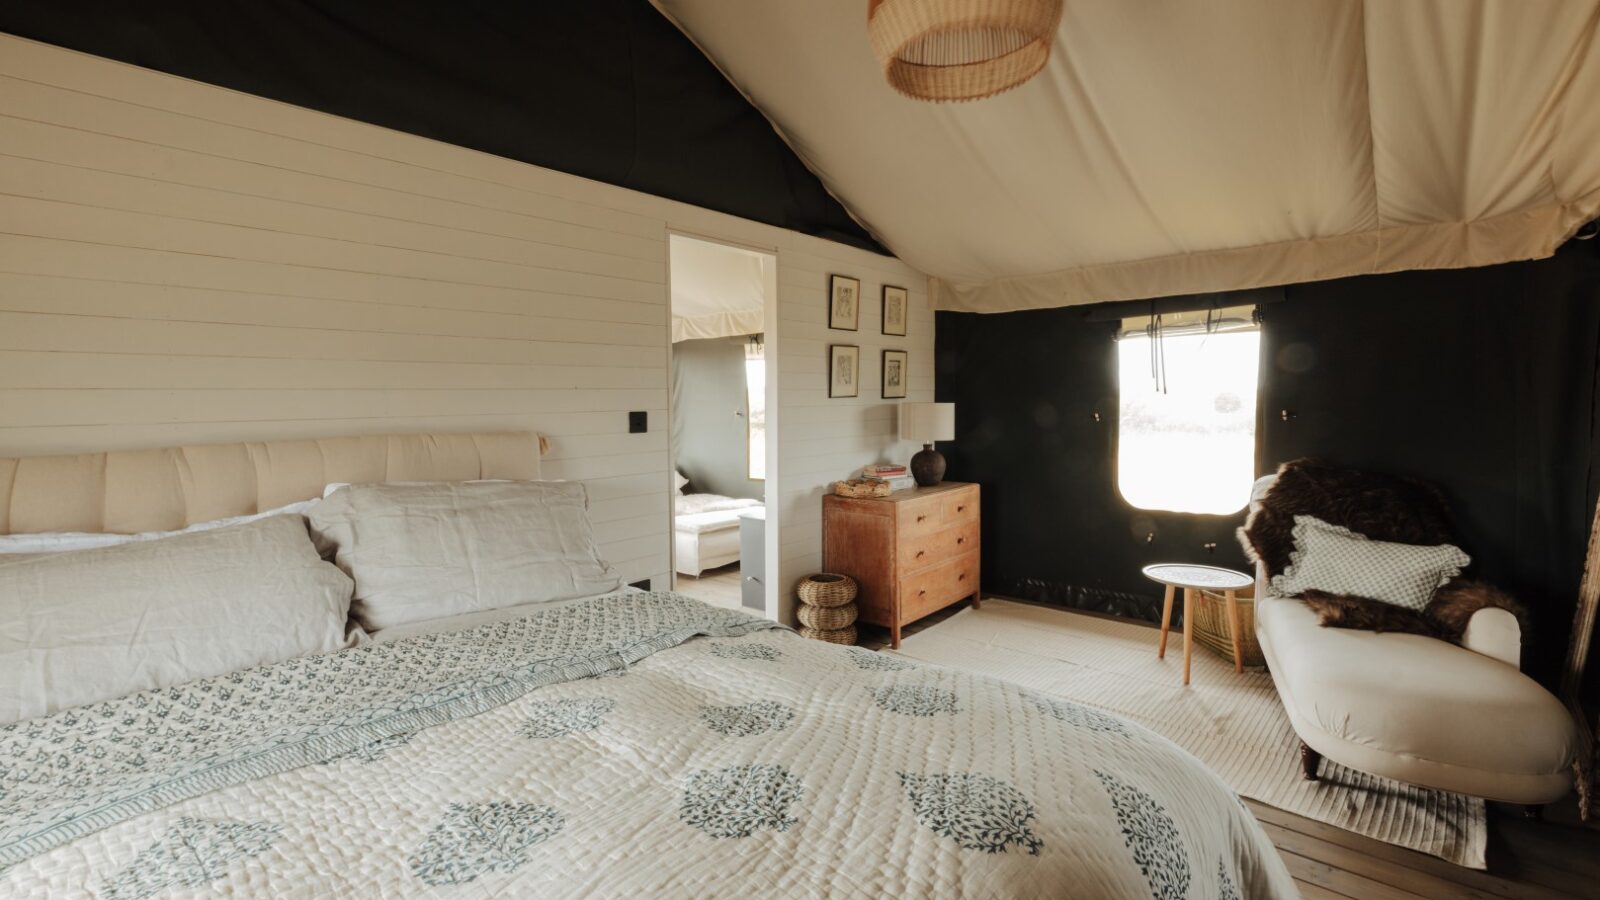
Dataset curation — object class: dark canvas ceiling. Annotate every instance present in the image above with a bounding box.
[0,0,887,254]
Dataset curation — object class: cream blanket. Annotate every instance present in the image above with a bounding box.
[0,593,1294,898]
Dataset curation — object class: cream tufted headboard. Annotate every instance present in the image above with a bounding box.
[0,432,548,535]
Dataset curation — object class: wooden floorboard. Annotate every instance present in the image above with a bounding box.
[673,563,744,610]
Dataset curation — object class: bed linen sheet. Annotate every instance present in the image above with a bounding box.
[674,494,761,517]
[0,593,1294,898]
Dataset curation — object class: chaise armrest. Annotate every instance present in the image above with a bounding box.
[1461,607,1521,669]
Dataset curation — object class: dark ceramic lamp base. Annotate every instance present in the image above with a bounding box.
[910,443,946,487]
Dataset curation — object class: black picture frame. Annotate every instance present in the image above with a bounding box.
[882,285,908,336]
[881,349,908,398]
[829,274,861,331]
[828,344,860,398]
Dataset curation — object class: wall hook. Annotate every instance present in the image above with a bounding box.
[1280,409,1296,421]
[1202,542,1217,553]
[1145,532,1155,543]
[1092,411,1102,423]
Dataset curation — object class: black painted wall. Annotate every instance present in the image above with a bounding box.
[936,240,1600,688]
[0,0,884,254]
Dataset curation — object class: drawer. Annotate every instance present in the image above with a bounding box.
[900,550,979,621]
[941,486,979,525]
[898,496,945,540]
[898,518,980,573]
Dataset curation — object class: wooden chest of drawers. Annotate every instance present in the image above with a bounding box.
[822,482,980,648]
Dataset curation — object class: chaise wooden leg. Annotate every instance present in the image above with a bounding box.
[1300,742,1322,781]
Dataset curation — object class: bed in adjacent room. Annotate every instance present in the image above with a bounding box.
[674,488,763,576]
[0,432,1294,898]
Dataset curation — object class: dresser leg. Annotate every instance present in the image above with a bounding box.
[971,590,981,610]
[891,621,901,650]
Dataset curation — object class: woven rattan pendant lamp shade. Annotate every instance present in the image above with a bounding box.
[867,0,1063,102]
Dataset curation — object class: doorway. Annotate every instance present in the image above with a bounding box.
[666,233,777,619]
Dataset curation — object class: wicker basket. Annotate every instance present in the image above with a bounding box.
[1193,588,1264,668]
[797,574,858,608]
[834,479,891,498]
[800,625,858,645]
[798,603,858,630]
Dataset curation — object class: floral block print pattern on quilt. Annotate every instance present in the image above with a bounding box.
[0,592,1295,898]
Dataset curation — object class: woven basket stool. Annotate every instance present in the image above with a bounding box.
[798,603,858,630]
[799,625,858,645]
[797,574,858,608]
[796,573,859,645]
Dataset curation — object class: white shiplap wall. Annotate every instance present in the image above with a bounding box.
[0,35,932,618]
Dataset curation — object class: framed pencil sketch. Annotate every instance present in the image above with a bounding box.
[882,285,908,336]
[828,344,860,398]
[881,349,908,398]
[829,275,861,331]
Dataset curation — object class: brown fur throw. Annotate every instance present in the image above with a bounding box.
[1240,459,1528,645]
[1238,458,1457,578]
[1299,591,1444,638]
[1301,579,1527,645]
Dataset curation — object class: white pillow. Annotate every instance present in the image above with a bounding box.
[0,498,321,555]
[307,480,623,633]
[0,514,354,725]
[1272,515,1470,612]
[675,470,690,494]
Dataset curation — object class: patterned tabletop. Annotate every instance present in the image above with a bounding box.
[1140,563,1253,591]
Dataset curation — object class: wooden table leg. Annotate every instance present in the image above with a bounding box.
[1182,588,1195,686]
[1157,584,1175,659]
[1225,589,1244,673]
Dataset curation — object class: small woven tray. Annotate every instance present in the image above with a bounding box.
[834,479,891,498]
[797,574,858,608]
[798,603,858,630]
[800,625,858,645]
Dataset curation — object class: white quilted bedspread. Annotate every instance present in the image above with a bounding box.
[0,593,1294,898]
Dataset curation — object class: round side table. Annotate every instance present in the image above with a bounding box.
[1141,563,1254,685]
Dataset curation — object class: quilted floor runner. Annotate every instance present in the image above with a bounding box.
[887,598,1488,868]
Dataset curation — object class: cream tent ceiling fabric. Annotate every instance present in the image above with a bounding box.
[655,0,1600,312]
[669,235,773,341]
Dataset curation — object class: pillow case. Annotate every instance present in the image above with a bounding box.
[0,498,321,555]
[675,470,690,494]
[1272,515,1470,612]
[306,481,623,632]
[0,514,354,725]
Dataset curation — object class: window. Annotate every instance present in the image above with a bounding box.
[745,339,766,480]
[1116,308,1259,514]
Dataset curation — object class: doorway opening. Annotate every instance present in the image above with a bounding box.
[666,233,778,619]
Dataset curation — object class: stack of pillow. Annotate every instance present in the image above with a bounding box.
[0,481,622,726]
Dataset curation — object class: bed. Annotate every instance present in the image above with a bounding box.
[674,492,763,576]
[0,432,1295,898]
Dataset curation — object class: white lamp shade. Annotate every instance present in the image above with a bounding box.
[900,402,955,442]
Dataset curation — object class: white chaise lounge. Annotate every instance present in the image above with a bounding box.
[1249,475,1579,806]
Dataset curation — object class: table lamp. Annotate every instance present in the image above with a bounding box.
[900,402,955,486]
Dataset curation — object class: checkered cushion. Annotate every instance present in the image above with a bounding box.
[1271,515,1470,612]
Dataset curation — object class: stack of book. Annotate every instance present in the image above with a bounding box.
[860,464,916,492]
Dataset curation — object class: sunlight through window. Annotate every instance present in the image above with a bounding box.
[1117,321,1259,515]
[744,349,767,481]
